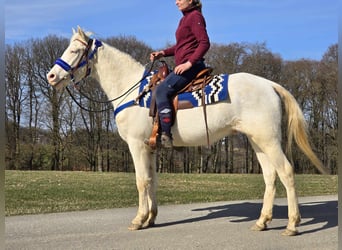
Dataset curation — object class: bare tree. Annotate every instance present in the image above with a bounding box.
[279,48,338,174]
[105,36,152,64]
[22,41,43,170]
[5,44,26,169]
[240,42,282,82]
[316,44,338,173]
[30,36,69,170]
[4,33,336,174]
[206,43,246,74]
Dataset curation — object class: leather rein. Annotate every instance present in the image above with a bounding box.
[56,38,154,113]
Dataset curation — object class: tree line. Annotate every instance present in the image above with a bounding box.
[5,35,337,174]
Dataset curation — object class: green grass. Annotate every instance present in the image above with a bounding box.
[5,171,337,216]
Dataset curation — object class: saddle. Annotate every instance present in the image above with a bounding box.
[143,61,213,149]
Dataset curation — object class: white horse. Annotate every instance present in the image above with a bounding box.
[47,27,327,236]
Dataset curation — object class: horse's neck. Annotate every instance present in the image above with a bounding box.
[92,43,145,104]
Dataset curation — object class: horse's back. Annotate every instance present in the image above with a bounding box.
[229,72,281,110]
[173,72,282,145]
[229,72,278,96]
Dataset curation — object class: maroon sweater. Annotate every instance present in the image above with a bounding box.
[163,8,210,66]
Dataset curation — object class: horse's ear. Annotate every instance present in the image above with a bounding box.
[77,26,82,34]
[77,26,87,39]
[72,27,76,34]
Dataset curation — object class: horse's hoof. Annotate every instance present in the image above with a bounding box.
[143,221,155,228]
[128,223,142,231]
[250,223,266,231]
[281,228,298,236]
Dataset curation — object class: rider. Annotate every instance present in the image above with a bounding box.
[150,0,210,148]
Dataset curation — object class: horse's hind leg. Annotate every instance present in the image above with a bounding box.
[249,146,277,231]
[249,138,301,236]
[274,154,301,236]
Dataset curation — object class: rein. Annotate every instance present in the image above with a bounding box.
[55,38,156,113]
[66,86,113,113]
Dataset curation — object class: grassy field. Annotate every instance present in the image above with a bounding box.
[5,171,338,216]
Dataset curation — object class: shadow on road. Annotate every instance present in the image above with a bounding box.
[156,200,337,235]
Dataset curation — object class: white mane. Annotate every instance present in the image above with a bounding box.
[74,27,145,104]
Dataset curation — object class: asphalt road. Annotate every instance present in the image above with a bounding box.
[6,195,338,250]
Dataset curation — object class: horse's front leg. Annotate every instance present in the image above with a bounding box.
[127,141,157,230]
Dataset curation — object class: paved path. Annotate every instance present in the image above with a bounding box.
[6,195,338,250]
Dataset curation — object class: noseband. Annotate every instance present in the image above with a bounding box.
[54,38,103,85]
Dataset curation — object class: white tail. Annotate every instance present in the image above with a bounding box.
[272,83,328,174]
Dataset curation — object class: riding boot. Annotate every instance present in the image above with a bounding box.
[161,132,173,148]
[158,104,173,148]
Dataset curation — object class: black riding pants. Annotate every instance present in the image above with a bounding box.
[155,61,206,137]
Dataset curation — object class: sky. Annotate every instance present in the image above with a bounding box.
[5,0,338,61]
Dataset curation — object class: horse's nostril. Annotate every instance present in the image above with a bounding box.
[48,73,55,79]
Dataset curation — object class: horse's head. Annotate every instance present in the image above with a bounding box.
[46,26,101,90]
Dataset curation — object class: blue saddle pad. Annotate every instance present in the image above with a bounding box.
[138,72,229,108]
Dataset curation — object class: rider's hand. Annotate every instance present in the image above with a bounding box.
[174,61,192,75]
[150,51,165,62]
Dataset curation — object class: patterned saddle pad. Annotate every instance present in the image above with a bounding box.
[138,72,230,109]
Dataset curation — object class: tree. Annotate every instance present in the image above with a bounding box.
[22,41,43,170]
[30,35,69,170]
[4,33,336,174]
[240,42,282,82]
[206,43,246,74]
[316,44,338,173]
[76,79,110,171]
[105,36,152,64]
[280,59,317,173]
[5,44,26,169]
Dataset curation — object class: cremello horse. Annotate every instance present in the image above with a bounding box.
[47,27,327,236]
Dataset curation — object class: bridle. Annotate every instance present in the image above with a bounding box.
[55,38,102,84]
[54,38,115,112]
[54,37,155,113]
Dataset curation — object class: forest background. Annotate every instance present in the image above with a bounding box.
[5,35,338,174]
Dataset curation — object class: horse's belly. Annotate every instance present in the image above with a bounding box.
[172,103,238,146]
